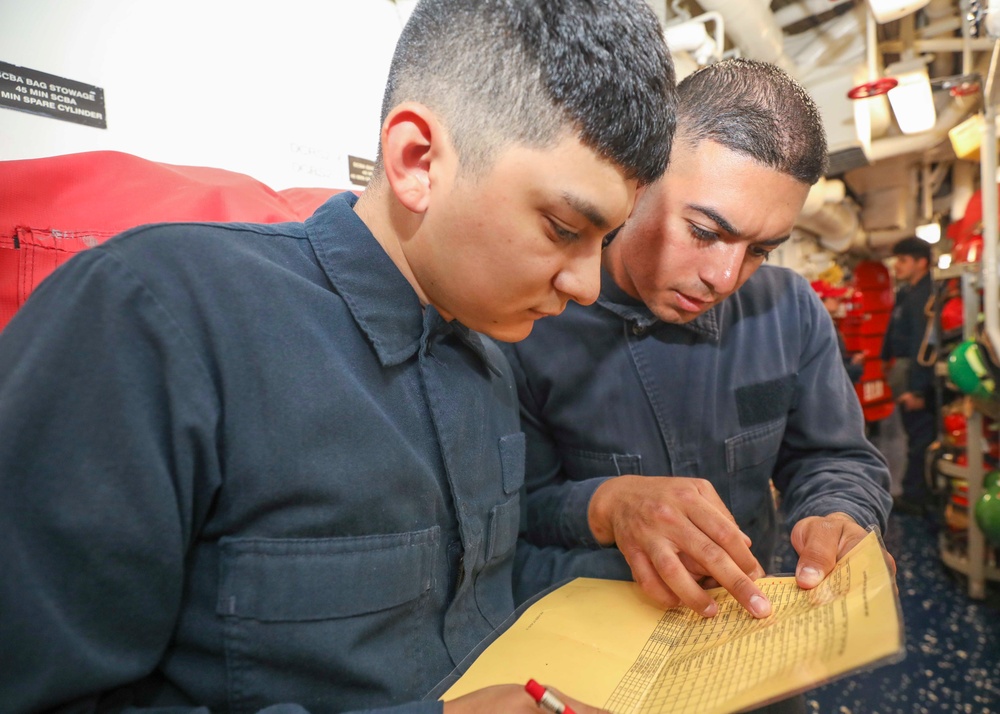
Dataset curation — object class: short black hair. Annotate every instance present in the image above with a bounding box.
[378,0,677,185]
[892,236,932,262]
[675,58,827,185]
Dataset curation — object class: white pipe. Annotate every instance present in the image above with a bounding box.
[773,0,854,28]
[663,11,725,65]
[922,0,957,80]
[694,0,799,76]
[699,11,726,63]
[792,12,866,73]
[796,178,861,253]
[921,163,934,220]
[962,0,973,76]
[924,0,957,23]
[951,159,976,221]
[988,0,1000,38]
[966,35,999,604]
[867,3,878,81]
[879,37,998,52]
[918,17,962,37]
[798,204,863,253]
[855,4,888,142]
[800,176,846,216]
[982,41,1000,387]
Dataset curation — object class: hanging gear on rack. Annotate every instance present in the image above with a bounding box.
[947,337,996,399]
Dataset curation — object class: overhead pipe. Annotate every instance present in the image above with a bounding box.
[859,1,895,142]
[879,37,997,53]
[923,0,962,73]
[962,0,974,76]
[951,158,976,221]
[965,36,1000,603]
[799,203,864,253]
[982,40,1000,386]
[866,2,879,80]
[693,0,799,76]
[791,11,867,75]
[662,11,725,66]
[792,5,879,253]
[774,0,855,28]
[796,178,865,253]
[989,0,1000,37]
[917,17,963,38]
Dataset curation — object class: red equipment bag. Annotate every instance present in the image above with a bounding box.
[845,260,895,422]
[0,151,342,331]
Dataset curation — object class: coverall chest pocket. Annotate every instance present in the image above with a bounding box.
[216,528,439,713]
[724,419,785,526]
[725,419,785,474]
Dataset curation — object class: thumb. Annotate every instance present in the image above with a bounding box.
[790,517,842,590]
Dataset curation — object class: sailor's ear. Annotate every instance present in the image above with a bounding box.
[381,102,453,214]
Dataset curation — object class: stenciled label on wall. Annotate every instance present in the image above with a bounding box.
[348,155,375,186]
[0,61,106,129]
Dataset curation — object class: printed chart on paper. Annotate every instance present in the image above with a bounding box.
[604,570,855,713]
[441,532,904,714]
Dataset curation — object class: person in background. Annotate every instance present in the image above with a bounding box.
[811,279,865,384]
[507,60,893,672]
[0,2,677,712]
[881,236,936,515]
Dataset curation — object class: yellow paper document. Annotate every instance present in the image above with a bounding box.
[442,531,903,713]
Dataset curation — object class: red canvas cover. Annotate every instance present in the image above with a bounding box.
[846,260,895,422]
[0,151,343,331]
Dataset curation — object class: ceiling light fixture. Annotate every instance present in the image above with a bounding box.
[916,221,942,244]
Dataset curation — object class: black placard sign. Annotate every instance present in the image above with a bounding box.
[348,155,375,186]
[0,61,106,129]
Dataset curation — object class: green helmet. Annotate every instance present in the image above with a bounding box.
[974,483,1000,546]
[947,339,996,399]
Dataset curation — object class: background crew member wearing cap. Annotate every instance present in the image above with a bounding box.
[881,236,935,515]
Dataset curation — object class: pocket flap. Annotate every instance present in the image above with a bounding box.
[217,527,439,621]
[562,448,642,478]
[725,419,785,472]
[499,432,526,494]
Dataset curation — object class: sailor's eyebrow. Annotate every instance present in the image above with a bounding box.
[561,192,612,230]
[688,203,739,236]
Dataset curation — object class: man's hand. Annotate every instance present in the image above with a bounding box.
[897,391,925,411]
[789,513,897,589]
[443,683,606,713]
[588,475,771,619]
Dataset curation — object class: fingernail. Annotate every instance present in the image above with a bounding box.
[798,566,823,588]
[702,601,718,617]
[749,594,771,618]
